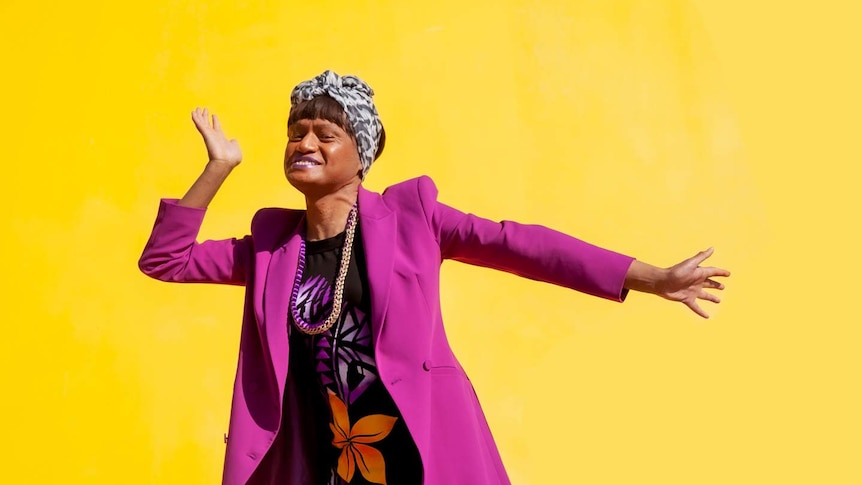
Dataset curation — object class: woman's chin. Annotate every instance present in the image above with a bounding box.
[286,167,317,182]
[284,168,361,195]
[285,169,326,194]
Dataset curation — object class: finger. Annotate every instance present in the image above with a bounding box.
[203,108,210,127]
[704,278,725,290]
[703,266,731,278]
[689,247,715,266]
[686,300,709,319]
[699,291,721,304]
[213,113,223,133]
[191,109,206,131]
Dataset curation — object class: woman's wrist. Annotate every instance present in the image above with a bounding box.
[206,158,238,172]
[624,260,669,295]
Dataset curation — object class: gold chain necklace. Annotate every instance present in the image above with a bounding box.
[289,204,359,335]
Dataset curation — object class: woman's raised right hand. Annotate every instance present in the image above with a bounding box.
[192,107,242,168]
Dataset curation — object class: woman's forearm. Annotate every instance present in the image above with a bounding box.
[178,159,236,209]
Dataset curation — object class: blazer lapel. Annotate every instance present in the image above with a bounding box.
[262,215,305,396]
[358,185,396,345]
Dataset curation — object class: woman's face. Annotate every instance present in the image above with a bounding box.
[284,118,362,194]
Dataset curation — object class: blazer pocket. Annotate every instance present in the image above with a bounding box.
[422,359,463,376]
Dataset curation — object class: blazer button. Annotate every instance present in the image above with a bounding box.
[422,360,431,371]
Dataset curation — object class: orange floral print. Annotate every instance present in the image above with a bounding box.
[328,390,397,485]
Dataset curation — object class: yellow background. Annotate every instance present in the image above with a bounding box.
[2,0,859,483]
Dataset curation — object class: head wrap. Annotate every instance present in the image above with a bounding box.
[290,70,383,178]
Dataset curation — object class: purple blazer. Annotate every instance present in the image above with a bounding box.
[139,176,635,484]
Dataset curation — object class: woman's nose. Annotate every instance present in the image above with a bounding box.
[298,132,318,152]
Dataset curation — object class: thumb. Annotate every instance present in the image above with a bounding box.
[689,247,714,266]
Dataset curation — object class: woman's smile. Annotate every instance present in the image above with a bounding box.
[289,155,322,169]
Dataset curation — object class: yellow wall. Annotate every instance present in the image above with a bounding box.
[2,0,859,483]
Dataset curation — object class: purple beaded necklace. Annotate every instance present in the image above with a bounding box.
[289,204,359,335]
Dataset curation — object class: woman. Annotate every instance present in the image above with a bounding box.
[139,71,729,485]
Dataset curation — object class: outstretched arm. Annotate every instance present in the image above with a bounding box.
[138,108,251,285]
[624,247,730,318]
[411,176,729,317]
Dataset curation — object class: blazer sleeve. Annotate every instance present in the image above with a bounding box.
[138,198,252,285]
[415,176,635,301]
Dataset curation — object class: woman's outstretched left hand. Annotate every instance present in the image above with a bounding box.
[625,247,731,318]
[655,247,731,318]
